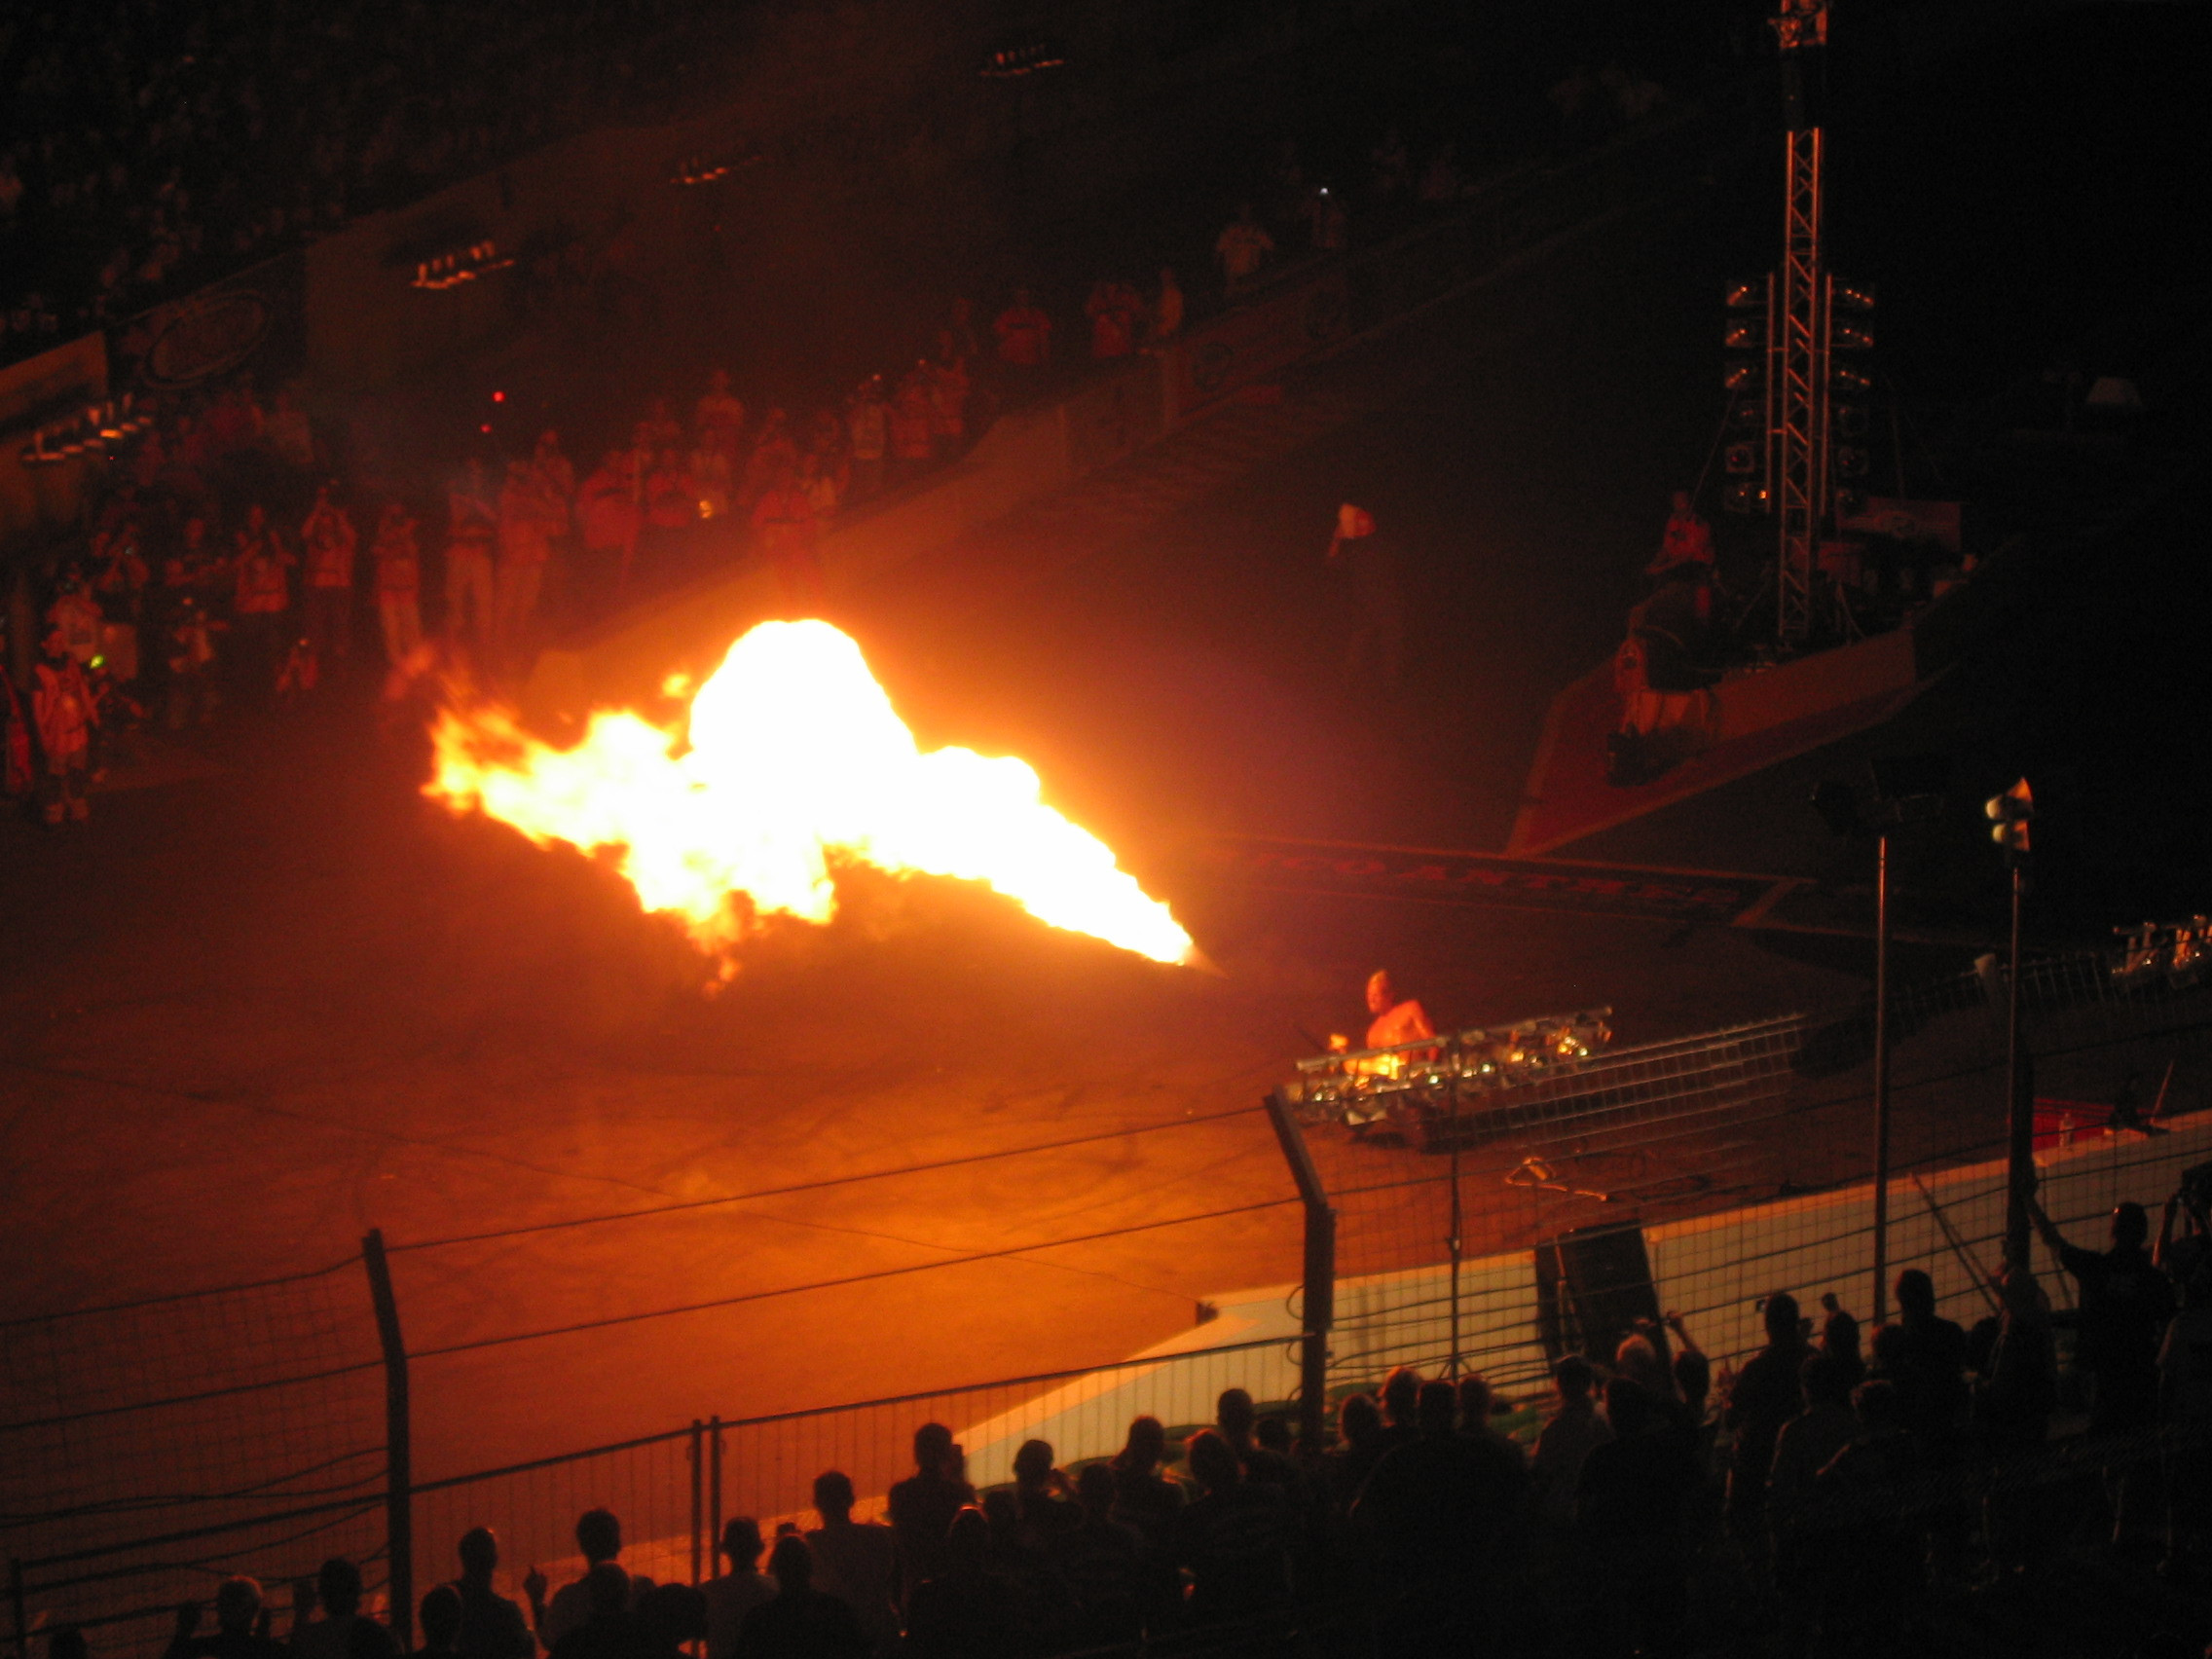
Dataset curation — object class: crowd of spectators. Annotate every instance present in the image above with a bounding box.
[0,0,733,362]
[65,1183,2212,1659]
[1,75,1690,827]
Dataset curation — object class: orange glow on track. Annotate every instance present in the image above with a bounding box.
[425,620,1197,969]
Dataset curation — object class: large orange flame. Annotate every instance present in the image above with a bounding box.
[424,620,1197,968]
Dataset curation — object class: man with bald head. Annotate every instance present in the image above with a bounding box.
[1363,971,1434,1052]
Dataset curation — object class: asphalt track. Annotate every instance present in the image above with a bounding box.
[2,185,1951,1487]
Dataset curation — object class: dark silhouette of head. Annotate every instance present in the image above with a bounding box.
[1456,1374,1496,1429]
[766,1536,811,1595]
[913,1423,954,1475]
[1116,1416,1166,1471]
[1554,1354,1596,1400]
[1076,1462,1116,1520]
[1381,1365,1421,1425]
[812,1471,854,1524]
[1339,1392,1382,1446]
[575,1509,621,1566]
[1184,1430,1241,1493]
[1676,1347,1712,1411]
[1012,1440,1056,1489]
[1604,1377,1653,1438]
[458,1529,498,1581]
[214,1578,262,1634]
[1254,1415,1292,1456]
[1416,1379,1458,1437]
[1216,1388,1256,1442]
[2113,1201,2149,1249]
[719,1517,763,1570]
[1894,1271,1936,1320]
[1763,1291,1802,1344]
[44,1630,85,1659]
[417,1587,461,1652]
[317,1559,362,1619]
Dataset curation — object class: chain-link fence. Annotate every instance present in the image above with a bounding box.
[407,1336,1300,1611]
[14,935,2210,1659]
[2,1255,388,1659]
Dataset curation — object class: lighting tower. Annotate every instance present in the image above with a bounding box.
[1770,0,1830,648]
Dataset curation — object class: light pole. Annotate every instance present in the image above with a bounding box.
[1815,755,1945,1323]
[1987,778,2035,1266]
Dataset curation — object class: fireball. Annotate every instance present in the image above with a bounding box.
[425,620,1196,968]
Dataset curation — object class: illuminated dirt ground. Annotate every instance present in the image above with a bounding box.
[5,170,2188,1488]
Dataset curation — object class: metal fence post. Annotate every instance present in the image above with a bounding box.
[687,1420,704,1587]
[1264,1092,1337,1451]
[708,1418,723,1577]
[360,1232,413,1651]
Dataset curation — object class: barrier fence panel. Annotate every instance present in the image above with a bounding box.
[406,1338,1300,1605]
[1279,936,2212,1402]
[2,1257,387,1659]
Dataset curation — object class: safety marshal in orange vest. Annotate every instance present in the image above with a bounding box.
[32,628,97,826]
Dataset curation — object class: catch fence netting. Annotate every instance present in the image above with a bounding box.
[1286,936,2212,1401]
[1,1257,387,1659]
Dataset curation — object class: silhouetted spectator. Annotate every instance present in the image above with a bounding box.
[1768,1353,1862,1563]
[1048,1465,1145,1648]
[1531,1355,1612,1528]
[1722,1291,1809,1550]
[451,1530,534,1659]
[1354,1380,1528,1585]
[531,1511,636,1651]
[292,1560,396,1659]
[1323,1392,1389,1516]
[734,1538,864,1659]
[1106,1415,1184,1547]
[1456,1373,1530,1474]
[546,1567,647,1659]
[903,1509,1016,1659]
[166,1577,286,1659]
[1375,1365,1421,1454]
[802,1472,898,1657]
[414,1588,462,1659]
[1009,1439,1082,1549]
[888,1424,976,1604]
[1801,1381,1926,1646]
[702,1520,775,1659]
[2032,1198,2174,1436]
[1175,1429,1291,1623]
[1215,1388,1296,1489]
[1886,1269,1972,1459]
[1818,1292,1866,1389]
[1576,1379,1699,1659]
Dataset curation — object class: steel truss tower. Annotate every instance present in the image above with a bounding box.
[1771,125,1827,647]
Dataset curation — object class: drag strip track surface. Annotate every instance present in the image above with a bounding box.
[1200,835,1794,927]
